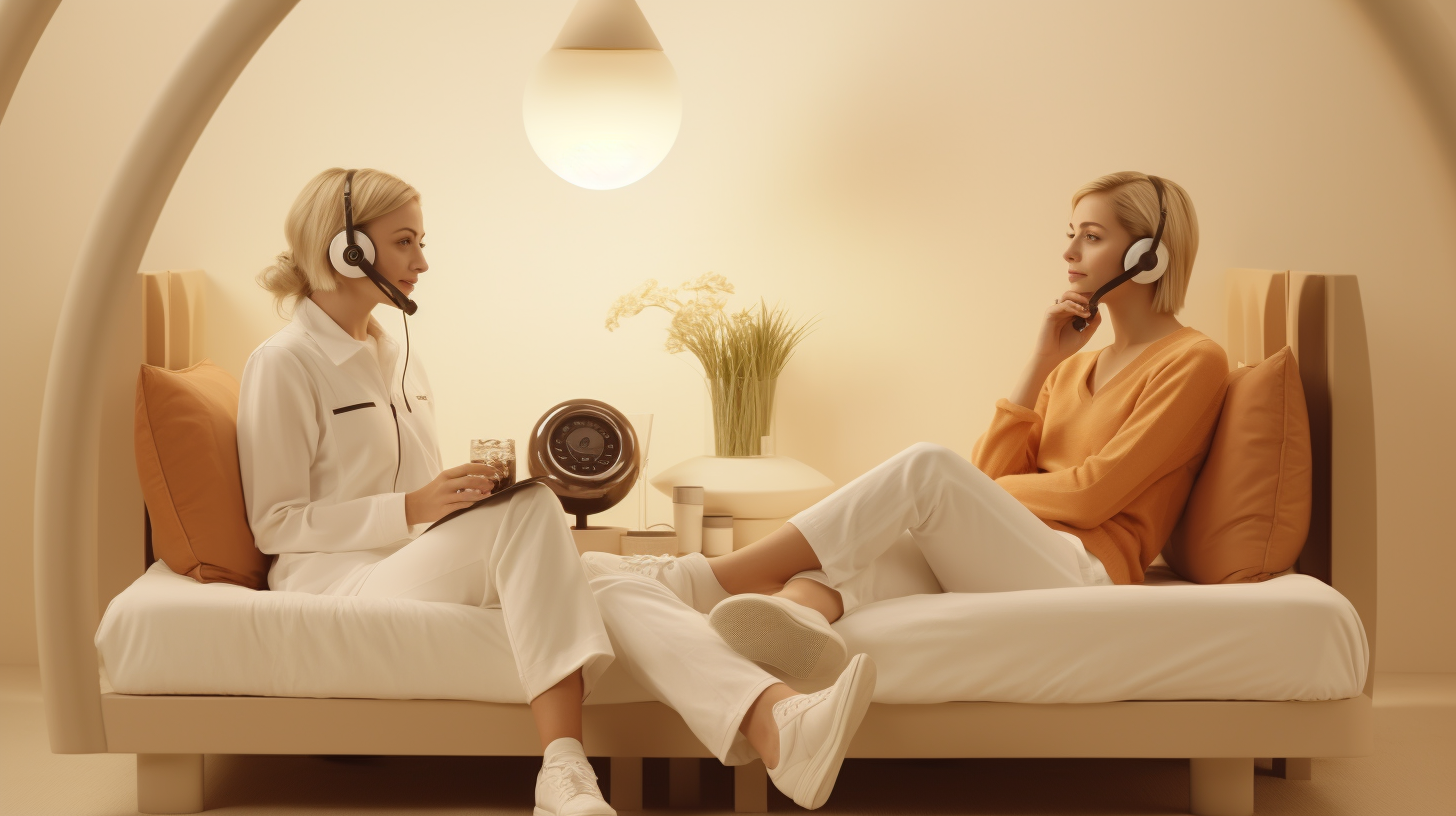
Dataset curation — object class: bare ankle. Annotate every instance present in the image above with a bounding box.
[775,578,844,623]
[739,683,796,770]
[707,523,822,596]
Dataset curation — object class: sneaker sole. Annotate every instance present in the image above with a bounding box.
[709,595,847,680]
[534,803,614,816]
[797,653,877,810]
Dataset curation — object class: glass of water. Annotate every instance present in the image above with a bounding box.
[470,438,516,491]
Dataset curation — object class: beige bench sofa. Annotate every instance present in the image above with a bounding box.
[34,266,1376,816]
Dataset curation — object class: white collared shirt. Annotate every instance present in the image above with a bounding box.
[237,297,442,594]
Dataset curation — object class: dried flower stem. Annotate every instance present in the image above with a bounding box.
[606,275,817,456]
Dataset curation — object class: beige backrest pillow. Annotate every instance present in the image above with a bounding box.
[1164,345,1312,583]
[134,360,269,589]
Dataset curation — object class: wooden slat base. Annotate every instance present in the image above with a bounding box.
[734,759,768,813]
[137,753,204,814]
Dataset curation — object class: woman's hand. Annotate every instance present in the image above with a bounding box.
[404,463,505,526]
[1007,290,1103,409]
[1034,290,1102,363]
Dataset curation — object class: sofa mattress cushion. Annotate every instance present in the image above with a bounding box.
[99,559,1366,706]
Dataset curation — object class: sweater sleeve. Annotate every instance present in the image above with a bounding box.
[971,366,1056,479]
[994,342,1228,529]
[237,346,411,555]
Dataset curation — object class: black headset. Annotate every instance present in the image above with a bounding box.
[326,169,418,413]
[328,169,419,315]
[1072,175,1169,332]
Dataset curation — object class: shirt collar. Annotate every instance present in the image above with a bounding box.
[294,297,398,368]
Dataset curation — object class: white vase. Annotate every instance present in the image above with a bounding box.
[651,455,835,522]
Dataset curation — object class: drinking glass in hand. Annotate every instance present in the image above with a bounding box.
[470,438,516,492]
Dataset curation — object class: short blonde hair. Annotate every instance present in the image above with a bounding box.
[257,167,420,315]
[1072,172,1198,314]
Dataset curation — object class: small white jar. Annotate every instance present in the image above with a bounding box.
[672,486,704,554]
[702,514,734,557]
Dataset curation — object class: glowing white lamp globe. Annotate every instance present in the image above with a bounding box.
[524,0,682,190]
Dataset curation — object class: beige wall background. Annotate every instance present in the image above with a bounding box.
[1,1,1452,672]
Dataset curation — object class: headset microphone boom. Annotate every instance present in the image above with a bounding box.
[327,169,418,315]
[326,169,418,412]
[1071,175,1170,332]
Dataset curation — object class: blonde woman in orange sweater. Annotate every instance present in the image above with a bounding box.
[697,171,1229,675]
[582,172,1229,808]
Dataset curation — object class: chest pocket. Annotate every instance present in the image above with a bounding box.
[326,399,402,489]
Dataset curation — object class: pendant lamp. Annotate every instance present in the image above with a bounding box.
[523,0,682,190]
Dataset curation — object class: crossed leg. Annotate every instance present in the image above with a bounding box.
[709,442,1092,623]
[584,555,877,810]
[709,522,845,621]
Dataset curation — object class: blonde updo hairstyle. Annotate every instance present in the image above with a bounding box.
[1071,171,1198,315]
[257,167,420,314]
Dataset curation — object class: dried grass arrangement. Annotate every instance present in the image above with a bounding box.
[606,273,816,456]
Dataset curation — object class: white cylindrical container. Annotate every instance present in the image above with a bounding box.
[672,486,704,554]
[702,514,734,557]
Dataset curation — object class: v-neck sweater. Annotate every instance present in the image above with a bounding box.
[971,327,1229,584]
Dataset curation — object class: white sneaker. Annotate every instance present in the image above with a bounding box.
[708,593,849,680]
[534,739,614,816]
[580,551,698,604]
[767,653,877,810]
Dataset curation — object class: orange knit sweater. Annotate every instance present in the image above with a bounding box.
[971,326,1229,584]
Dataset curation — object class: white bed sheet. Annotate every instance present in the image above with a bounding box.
[96,561,652,705]
[838,565,1369,704]
[96,560,1368,706]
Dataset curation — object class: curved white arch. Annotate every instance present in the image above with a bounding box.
[34,0,298,753]
[0,0,61,127]
[1357,0,1456,179]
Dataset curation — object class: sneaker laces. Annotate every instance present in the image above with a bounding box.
[542,754,601,801]
[774,687,833,724]
[618,554,677,578]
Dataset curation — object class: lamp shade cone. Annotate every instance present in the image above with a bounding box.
[524,0,681,190]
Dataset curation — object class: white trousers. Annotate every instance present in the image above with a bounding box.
[355,482,614,701]
[585,557,773,766]
[790,442,1113,615]
[581,443,1112,764]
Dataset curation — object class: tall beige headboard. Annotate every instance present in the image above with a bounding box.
[1225,269,1378,697]
[141,270,206,370]
[138,270,206,569]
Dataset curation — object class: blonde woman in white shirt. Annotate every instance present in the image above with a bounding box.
[239,167,615,816]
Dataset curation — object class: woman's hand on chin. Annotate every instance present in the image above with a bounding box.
[1034,290,1101,364]
[1006,290,1102,409]
[404,462,504,526]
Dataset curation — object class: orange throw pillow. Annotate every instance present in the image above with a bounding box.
[1164,346,1313,583]
[134,360,269,589]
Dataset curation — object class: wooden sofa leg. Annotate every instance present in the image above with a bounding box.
[1273,757,1312,780]
[1188,758,1253,816]
[610,757,643,811]
[668,757,702,807]
[734,759,768,813]
[137,754,204,814]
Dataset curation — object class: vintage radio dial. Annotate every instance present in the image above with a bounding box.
[529,398,640,529]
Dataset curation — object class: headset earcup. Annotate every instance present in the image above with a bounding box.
[328,229,376,278]
[1124,238,1170,284]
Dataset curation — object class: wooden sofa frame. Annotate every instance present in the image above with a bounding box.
[37,266,1376,816]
